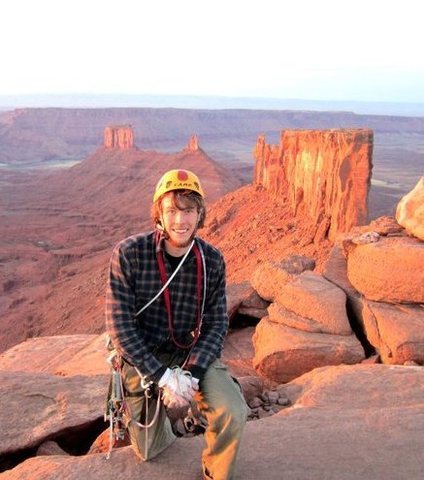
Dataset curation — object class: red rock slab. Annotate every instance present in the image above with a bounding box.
[346,236,424,304]
[0,371,108,455]
[0,334,109,376]
[279,363,424,408]
[275,271,352,336]
[251,256,315,302]
[252,317,364,383]
[222,327,256,377]
[226,281,255,322]
[362,300,424,365]
[2,365,423,480]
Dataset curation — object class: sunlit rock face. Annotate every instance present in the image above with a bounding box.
[104,125,135,149]
[396,176,424,241]
[254,129,373,240]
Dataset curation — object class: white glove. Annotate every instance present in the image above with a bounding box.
[191,376,199,391]
[158,368,198,408]
[161,388,189,409]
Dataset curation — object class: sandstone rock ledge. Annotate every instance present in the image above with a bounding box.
[1,364,422,480]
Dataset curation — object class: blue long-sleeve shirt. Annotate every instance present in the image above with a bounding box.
[105,231,228,381]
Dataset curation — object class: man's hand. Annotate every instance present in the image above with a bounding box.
[158,367,199,408]
[161,388,189,409]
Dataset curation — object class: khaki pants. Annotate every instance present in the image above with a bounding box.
[121,358,248,480]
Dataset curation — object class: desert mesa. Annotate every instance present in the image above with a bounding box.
[0,114,423,478]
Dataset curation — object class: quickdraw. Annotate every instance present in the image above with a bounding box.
[104,352,126,459]
[105,350,162,460]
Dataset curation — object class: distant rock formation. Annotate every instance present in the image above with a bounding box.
[104,125,134,149]
[254,129,373,240]
[185,134,200,152]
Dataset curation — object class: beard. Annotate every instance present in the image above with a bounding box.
[164,229,197,250]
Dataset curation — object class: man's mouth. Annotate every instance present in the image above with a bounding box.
[172,228,189,234]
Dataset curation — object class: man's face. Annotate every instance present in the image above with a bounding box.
[160,194,199,250]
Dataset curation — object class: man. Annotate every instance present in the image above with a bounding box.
[105,169,248,480]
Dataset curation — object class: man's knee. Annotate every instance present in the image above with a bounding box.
[225,394,248,432]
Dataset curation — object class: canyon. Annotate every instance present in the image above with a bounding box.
[1,107,423,218]
[0,110,423,478]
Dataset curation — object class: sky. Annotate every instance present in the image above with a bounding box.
[1,0,423,103]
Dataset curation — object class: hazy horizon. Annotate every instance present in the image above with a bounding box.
[1,93,424,117]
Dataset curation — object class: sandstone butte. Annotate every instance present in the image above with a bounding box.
[104,124,135,150]
[0,125,423,478]
[253,129,373,240]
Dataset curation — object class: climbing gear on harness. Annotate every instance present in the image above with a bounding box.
[172,401,208,437]
[153,169,205,202]
[104,351,126,459]
[105,351,162,460]
[133,366,162,460]
[185,403,208,433]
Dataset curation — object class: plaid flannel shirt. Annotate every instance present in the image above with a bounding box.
[105,231,228,379]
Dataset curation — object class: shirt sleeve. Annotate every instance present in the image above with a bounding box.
[186,252,229,375]
[105,242,163,377]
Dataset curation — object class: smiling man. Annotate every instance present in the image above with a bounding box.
[105,169,248,480]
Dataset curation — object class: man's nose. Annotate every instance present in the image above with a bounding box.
[175,210,185,223]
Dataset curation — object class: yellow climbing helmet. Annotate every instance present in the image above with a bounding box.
[153,169,205,202]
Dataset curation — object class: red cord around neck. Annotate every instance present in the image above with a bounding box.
[156,239,203,349]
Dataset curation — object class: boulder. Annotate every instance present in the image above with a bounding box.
[251,255,315,301]
[0,334,109,376]
[362,300,424,365]
[252,317,364,383]
[367,215,404,236]
[222,327,256,377]
[275,271,352,336]
[237,290,270,319]
[226,281,255,322]
[346,236,424,304]
[88,428,130,455]
[279,363,424,409]
[0,371,108,455]
[237,376,265,404]
[267,302,324,333]
[322,244,356,296]
[396,176,424,240]
[322,243,367,329]
[36,441,69,457]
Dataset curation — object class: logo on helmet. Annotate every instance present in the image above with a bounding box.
[177,170,189,181]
